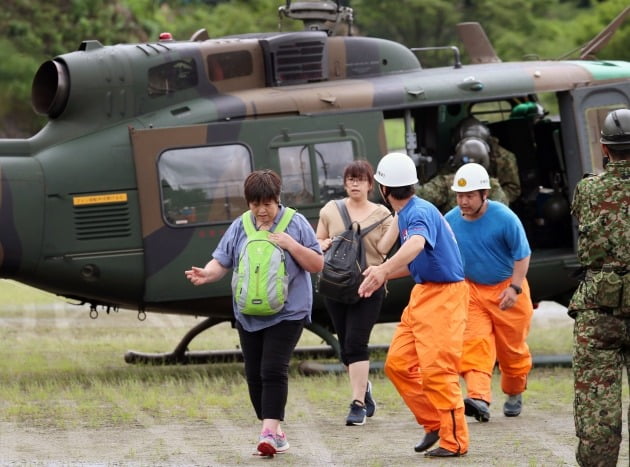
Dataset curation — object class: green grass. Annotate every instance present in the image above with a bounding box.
[0,279,576,429]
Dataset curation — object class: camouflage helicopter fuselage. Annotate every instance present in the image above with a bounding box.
[1,22,630,339]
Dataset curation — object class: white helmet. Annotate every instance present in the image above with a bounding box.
[451,163,491,192]
[374,152,418,187]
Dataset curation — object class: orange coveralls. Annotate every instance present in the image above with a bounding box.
[385,281,470,454]
[460,277,533,402]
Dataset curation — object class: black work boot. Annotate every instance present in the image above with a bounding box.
[464,398,491,422]
[414,430,439,452]
[424,447,466,457]
[503,394,522,417]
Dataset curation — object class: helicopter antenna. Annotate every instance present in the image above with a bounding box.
[278,0,353,36]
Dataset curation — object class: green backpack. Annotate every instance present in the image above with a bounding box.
[231,207,296,316]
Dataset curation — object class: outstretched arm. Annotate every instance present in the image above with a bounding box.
[377,213,399,255]
[359,234,425,297]
[185,259,229,286]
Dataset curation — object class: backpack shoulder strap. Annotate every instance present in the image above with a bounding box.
[273,207,296,233]
[334,199,353,229]
[360,212,392,238]
[241,210,256,237]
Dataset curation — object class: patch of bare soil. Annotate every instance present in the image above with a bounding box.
[3,394,625,466]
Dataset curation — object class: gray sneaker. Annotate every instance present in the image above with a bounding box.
[346,400,367,426]
[504,394,522,417]
[256,430,277,456]
[275,433,290,453]
[365,381,376,417]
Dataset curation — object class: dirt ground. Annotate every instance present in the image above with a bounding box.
[1,399,591,467]
[1,302,628,466]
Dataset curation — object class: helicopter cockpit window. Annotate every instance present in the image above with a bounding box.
[278,140,354,206]
[468,101,513,123]
[148,58,198,98]
[207,51,253,82]
[159,144,250,225]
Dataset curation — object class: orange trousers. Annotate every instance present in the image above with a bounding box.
[384,281,469,454]
[460,278,533,403]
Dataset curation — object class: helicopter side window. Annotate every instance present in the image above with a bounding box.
[148,58,198,98]
[314,141,355,201]
[278,140,354,206]
[207,51,253,82]
[159,144,250,225]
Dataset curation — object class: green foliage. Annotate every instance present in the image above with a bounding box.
[354,0,629,62]
[572,0,630,60]
[1,0,629,136]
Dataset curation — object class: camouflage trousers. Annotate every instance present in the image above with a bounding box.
[573,308,630,467]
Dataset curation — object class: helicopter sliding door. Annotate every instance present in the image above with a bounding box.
[130,112,386,306]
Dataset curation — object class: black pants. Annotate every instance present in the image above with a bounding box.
[236,319,304,421]
[325,287,384,366]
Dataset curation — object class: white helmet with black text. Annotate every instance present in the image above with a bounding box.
[451,163,491,192]
[374,152,418,187]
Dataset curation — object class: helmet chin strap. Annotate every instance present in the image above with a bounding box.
[379,185,393,210]
[473,200,486,215]
[473,192,488,215]
[463,192,487,217]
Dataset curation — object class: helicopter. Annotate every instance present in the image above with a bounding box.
[1,1,629,363]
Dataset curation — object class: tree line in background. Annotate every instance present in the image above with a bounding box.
[1,0,628,137]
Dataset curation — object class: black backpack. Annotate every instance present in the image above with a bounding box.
[317,200,391,304]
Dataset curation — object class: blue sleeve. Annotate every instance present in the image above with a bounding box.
[500,209,531,261]
[212,217,243,268]
[287,212,322,255]
[406,204,437,249]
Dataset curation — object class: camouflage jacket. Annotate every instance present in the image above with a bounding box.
[568,160,630,313]
[489,137,521,203]
[416,173,508,214]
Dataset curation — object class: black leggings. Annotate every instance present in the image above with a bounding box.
[325,287,384,366]
[236,319,304,421]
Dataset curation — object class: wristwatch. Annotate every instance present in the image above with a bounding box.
[509,284,522,295]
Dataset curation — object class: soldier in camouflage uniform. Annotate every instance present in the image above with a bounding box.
[455,117,521,203]
[416,136,509,213]
[568,108,630,467]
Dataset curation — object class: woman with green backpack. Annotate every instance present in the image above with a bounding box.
[185,169,323,457]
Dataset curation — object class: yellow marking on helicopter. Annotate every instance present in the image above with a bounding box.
[72,193,128,206]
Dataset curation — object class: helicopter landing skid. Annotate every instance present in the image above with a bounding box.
[123,318,342,365]
[124,316,226,365]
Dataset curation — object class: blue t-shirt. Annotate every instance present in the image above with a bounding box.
[398,196,464,283]
[212,205,322,332]
[445,200,531,284]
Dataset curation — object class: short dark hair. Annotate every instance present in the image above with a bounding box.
[607,145,630,161]
[387,185,415,200]
[243,169,282,204]
[343,160,375,185]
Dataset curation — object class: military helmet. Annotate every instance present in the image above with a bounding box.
[375,152,418,187]
[600,109,630,149]
[452,137,490,170]
[451,163,491,192]
[454,116,491,145]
